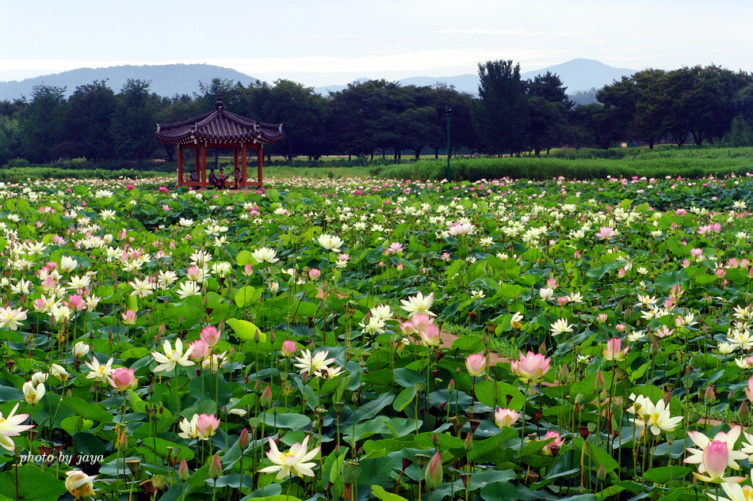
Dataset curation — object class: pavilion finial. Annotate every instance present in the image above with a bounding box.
[214,93,224,110]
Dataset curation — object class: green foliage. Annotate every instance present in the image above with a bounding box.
[378,148,753,182]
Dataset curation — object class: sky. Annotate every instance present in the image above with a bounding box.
[1,0,752,87]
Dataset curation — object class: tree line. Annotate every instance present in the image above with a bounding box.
[1,60,752,167]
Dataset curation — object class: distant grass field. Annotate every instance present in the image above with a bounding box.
[263,165,373,179]
[3,146,752,183]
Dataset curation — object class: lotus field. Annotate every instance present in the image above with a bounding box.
[3,173,753,501]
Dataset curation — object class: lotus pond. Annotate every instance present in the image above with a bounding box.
[2,173,753,501]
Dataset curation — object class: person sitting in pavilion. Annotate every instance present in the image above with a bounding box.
[209,168,218,188]
[189,170,199,183]
[233,167,242,189]
[218,168,228,189]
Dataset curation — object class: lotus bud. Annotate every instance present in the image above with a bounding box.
[559,364,570,383]
[740,400,749,419]
[260,385,273,408]
[238,428,250,449]
[596,464,606,483]
[178,459,190,482]
[594,371,605,393]
[663,390,672,405]
[464,432,473,452]
[447,379,455,393]
[705,386,716,406]
[424,451,443,490]
[208,454,222,479]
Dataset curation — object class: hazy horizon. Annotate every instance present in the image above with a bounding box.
[1,0,751,88]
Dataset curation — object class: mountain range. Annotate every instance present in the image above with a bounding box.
[0,59,635,101]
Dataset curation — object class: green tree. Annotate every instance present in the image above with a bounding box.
[0,115,21,166]
[422,84,475,158]
[632,69,669,149]
[111,79,161,160]
[473,60,529,155]
[330,80,398,159]
[395,105,439,160]
[20,85,67,163]
[596,77,638,145]
[65,80,117,160]
[524,72,570,154]
[265,79,332,160]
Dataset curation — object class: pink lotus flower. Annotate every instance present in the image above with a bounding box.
[595,226,616,240]
[654,325,674,339]
[281,340,297,358]
[108,368,137,392]
[542,431,566,455]
[188,340,210,361]
[196,414,221,439]
[201,326,221,347]
[603,338,629,361]
[684,426,747,483]
[67,294,87,311]
[511,351,551,384]
[546,278,558,289]
[465,353,486,377]
[186,266,202,281]
[121,309,137,325]
[556,296,569,307]
[385,242,404,255]
[406,314,440,347]
[308,268,321,280]
[494,408,519,428]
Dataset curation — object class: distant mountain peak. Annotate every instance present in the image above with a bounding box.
[314,59,636,97]
[0,64,260,100]
[1,59,637,101]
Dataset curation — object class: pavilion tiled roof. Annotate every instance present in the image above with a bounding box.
[154,95,284,146]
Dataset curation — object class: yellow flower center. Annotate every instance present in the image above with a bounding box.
[649,412,661,425]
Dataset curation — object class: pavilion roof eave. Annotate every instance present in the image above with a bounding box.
[154,99,284,146]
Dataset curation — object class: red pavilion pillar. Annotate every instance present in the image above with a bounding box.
[241,143,248,189]
[200,145,207,189]
[177,144,184,186]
